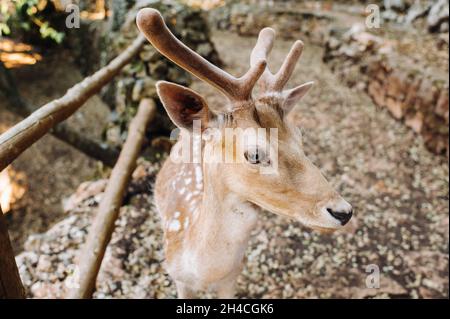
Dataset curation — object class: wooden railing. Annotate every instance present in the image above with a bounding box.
[0,35,146,172]
[0,206,25,298]
[0,34,158,299]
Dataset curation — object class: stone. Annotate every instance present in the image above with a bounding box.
[195,43,214,59]
[386,97,404,119]
[384,0,406,12]
[405,1,432,24]
[368,81,386,107]
[427,0,449,32]
[36,255,53,273]
[403,78,421,110]
[386,72,406,100]
[435,90,449,123]
[141,78,158,98]
[415,80,439,111]
[149,60,168,78]
[166,67,191,86]
[405,112,423,133]
[131,78,158,101]
[105,126,123,147]
[62,180,108,212]
[440,21,449,33]
[368,61,389,83]
[327,36,341,50]
[211,2,331,43]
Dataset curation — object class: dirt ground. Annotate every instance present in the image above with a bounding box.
[13,29,449,299]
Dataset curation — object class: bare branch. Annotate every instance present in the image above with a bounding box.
[67,99,156,299]
[0,35,146,172]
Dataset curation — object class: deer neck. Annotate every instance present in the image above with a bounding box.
[191,164,259,256]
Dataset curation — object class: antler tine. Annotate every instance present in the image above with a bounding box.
[272,40,303,91]
[136,8,266,102]
[251,27,304,93]
[250,27,276,90]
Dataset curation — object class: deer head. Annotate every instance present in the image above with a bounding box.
[137,9,353,232]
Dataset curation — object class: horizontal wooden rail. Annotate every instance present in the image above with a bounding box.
[1,61,121,167]
[0,34,146,172]
[67,98,156,299]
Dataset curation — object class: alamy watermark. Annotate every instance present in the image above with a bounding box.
[65,4,80,29]
[366,4,381,29]
[365,264,380,289]
[169,120,279,175]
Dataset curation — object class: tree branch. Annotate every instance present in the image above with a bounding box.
[0,62,120,165]
[67,98,156,299]
[0,35,146,171]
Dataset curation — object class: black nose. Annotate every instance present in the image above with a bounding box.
[327,208,353,225]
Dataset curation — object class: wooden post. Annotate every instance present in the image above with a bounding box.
[67,99,156,299]
[0,35,146,171]
[0,207,25,299]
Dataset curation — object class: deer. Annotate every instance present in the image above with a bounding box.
[136,8,353,299]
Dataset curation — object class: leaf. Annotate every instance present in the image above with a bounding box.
[0,23,11,36]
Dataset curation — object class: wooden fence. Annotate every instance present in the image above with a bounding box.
[0,34,157,299]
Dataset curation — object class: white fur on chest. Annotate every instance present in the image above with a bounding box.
[167,201,259,288]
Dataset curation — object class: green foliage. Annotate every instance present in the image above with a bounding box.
[1,0,65,44]
[0,1,12,36]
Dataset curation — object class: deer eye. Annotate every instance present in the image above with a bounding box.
[244,147,270,166]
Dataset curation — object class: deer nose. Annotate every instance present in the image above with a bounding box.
[326,207,353,225]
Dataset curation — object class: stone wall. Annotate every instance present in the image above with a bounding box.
[209,2,333,44]
[381,0,449,33]
[324,25,449,156]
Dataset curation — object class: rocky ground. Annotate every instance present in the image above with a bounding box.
[15,30,449,299]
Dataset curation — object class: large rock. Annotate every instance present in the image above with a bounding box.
[427,0,450,32]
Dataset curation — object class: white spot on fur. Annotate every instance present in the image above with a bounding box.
[193,190,202,197]
[184,217,189,229]
[194,165,203,187]
[174,211,181,218]
[168,219,181,232]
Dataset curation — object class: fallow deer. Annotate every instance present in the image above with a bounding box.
[137,8,353,298]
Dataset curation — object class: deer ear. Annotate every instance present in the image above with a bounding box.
[156,81,209,131]
[282,82,314,114]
